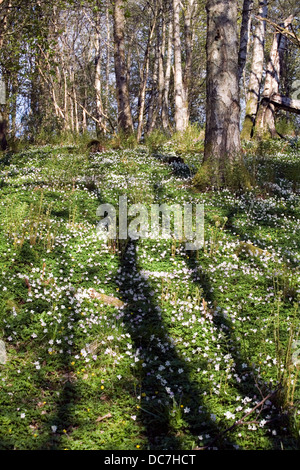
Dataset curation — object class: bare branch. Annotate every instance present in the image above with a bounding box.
[255,14,300,47]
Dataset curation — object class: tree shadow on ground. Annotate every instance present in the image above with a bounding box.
[185,250,296,450]
[117,241,226,450]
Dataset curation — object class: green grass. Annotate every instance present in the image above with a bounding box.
[0,139,299,450]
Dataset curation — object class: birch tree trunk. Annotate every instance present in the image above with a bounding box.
[0,78,7,150]
[113,0,133,134]
[204,0,241,182]
[158,10,166,125]
[82,105,87,132]
[63,70,70,131]
[146,40,159,135]
[241,0,267,140]
[0,0,8,150]
[162,17,173,132]
[69,75,74,133]
[104,1,111,118]
[72,71,79,134]
[238,0,254,84]
[136,15,156,142]
[94,31,104,136]
[10,78,17,138]
[173,0,189,132]
[255,15,293,138]
[183,0,195,120]
[267,94,300,114]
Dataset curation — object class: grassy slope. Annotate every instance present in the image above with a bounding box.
[0,140,299,450]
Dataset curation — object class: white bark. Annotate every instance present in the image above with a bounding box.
[183,0,195,116]
[256,15,293,137]
[104,1,111,116]
[173,0,189,132]
[95,31,104,135]
[162,18,173,131]
[241,0,267,140]
[158,11,165,123]
[268,94,300,114]
[137,16,156,141]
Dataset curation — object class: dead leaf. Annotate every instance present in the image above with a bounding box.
[96,413,112,422]
[100,394,109,402]
[88,288,124,308]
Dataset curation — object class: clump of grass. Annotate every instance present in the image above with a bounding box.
[170,123,204,154]
[192,160,213,191]
[144,129,170,153]
[110,131,138,150]
[193,157,253,192]
[272,294,300,409]
[2,191,56,250]
[2,196,29,246]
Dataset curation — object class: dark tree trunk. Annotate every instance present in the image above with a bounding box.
[0,78,7,150]
[0,120,7,151]
[113,0,133,134]
[204,0,241,183]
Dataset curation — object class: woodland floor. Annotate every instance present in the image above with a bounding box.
[0,138,299,450]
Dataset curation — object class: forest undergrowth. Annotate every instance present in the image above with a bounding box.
[0,137,299,450]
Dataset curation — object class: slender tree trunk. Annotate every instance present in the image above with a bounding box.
[10,77,18,138]
[73,75,79,134]
[238,0,254,84]
[157,10,165,125]
[255,15,293,138]
[82,80,87,132]
[0,0,8,150]
[68,68,79,134]
[183,0,195,120]
[63,70,70,131]
[146,39,159,135]
[162,18,173,132]
[68,67,75,133]
[70,95,74,132]
[173,0,189,132]
[104,0,111,118]
[241,0,267,140]
[82,107,87,132]
[94,30,104,136]
[137,15,156,142]
[37,58,66,126]
[0,79,7,150]
[0,122,7,150]
[113,0,133,134]
[204,0,241,182]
